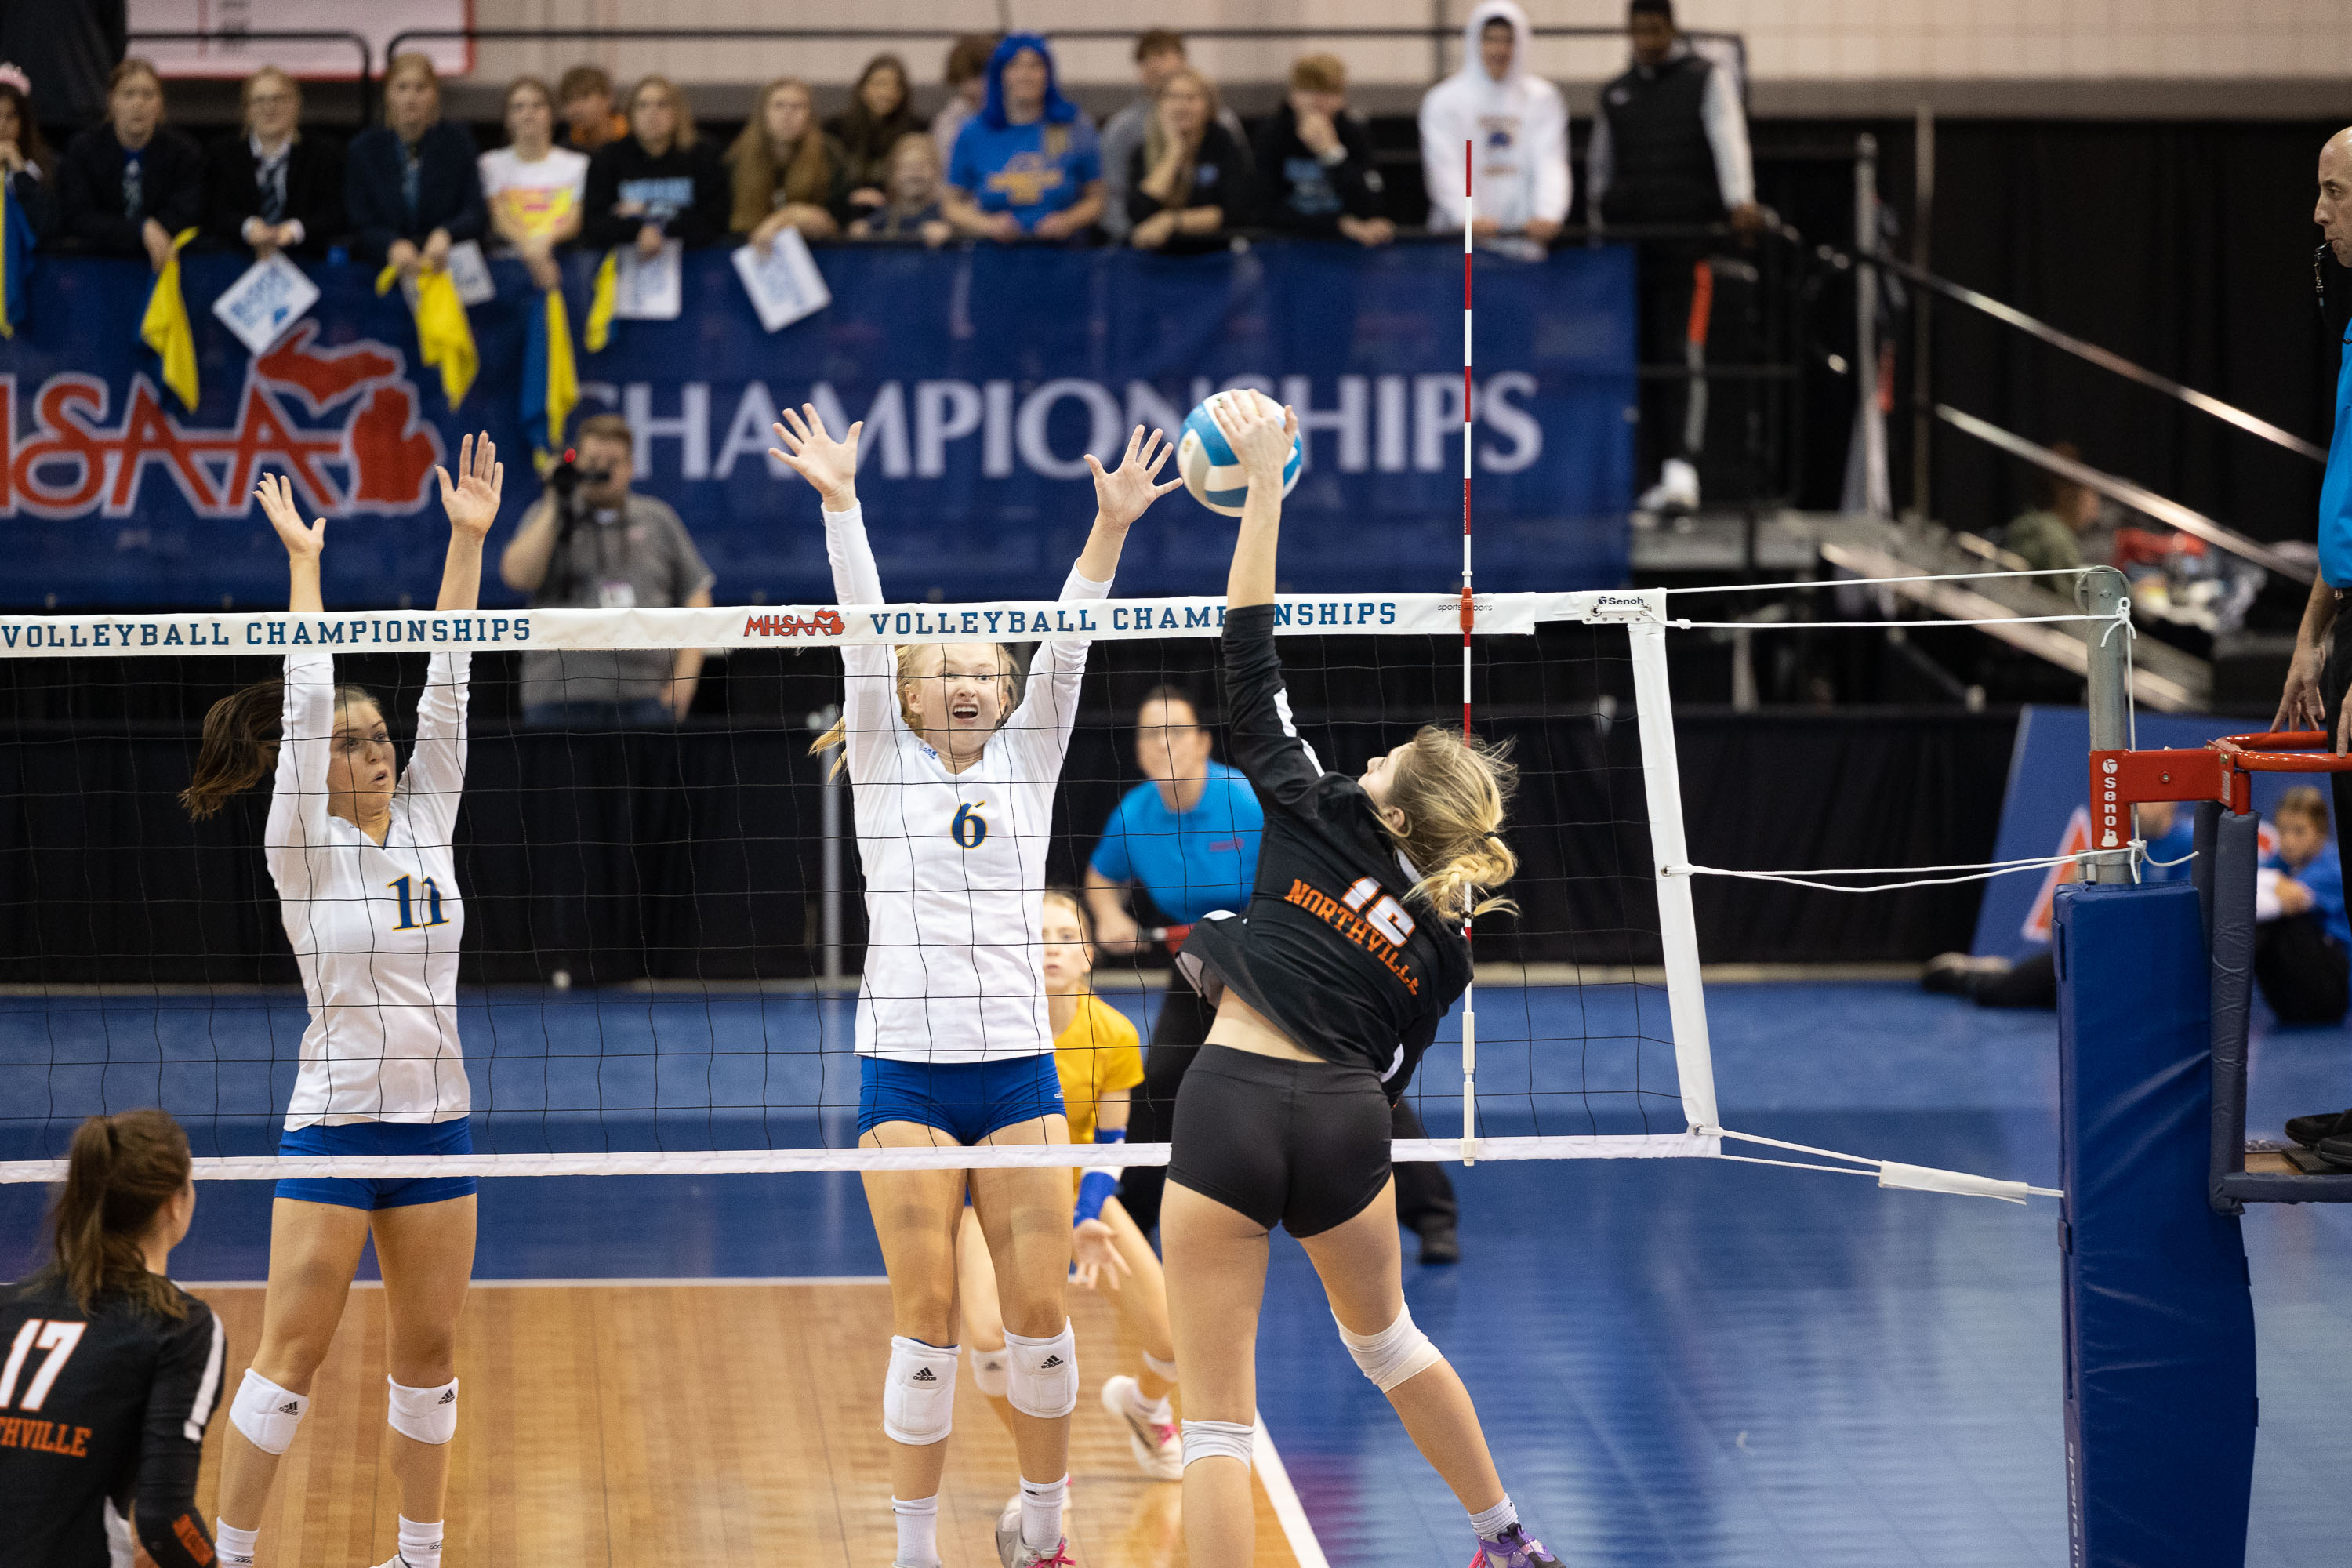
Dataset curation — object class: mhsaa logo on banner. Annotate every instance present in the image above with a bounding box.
[0,322,445,521]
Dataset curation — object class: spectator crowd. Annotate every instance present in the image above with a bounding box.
[0,1,1748,267]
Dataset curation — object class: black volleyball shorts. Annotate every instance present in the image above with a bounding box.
[1165,1044,1393,1236]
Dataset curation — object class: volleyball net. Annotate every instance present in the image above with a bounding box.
[0,583,2093,1197]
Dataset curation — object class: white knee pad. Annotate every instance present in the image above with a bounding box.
[229,1369,310,1455]
[386,1377,459,1445]
[1335,1305,1445,1393]
[883,1337,960,1446]
[1002,1320,1078,1419]
[1181,1418,1254,1471]
[969,1345,1010,1399]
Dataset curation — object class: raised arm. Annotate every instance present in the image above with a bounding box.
[406,434,501,840]
[1213,399,1326,809]
[252,475,333,868]
[434,431,502,612]
[1217,397,1299,609]
[770,405,901,760]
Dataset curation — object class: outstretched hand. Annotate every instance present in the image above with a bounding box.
[253,474,325,561]
[435,432,504,542]
[1070,1218,1132,1292]
[768,404,862,509]
[1086,425,1184,528]
[1209,396,1298,488]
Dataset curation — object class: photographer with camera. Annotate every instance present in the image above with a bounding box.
[499,412,715,727]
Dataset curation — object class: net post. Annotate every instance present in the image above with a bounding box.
[1460,137,1478,1165]
[809,703,845,985]
[1629,617,1722,1131]
[2078,565,2134,885]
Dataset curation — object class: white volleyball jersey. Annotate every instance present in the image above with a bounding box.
[826,503,1106,1063]
[267,648,472,1127]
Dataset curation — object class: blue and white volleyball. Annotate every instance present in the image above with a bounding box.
[1176,389,1302,517]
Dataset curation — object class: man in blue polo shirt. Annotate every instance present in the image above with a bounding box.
[1087,685,1465,1261]
[2276,125,2352,1162]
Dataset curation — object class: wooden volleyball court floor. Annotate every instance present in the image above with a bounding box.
[185,1277,1316,1568]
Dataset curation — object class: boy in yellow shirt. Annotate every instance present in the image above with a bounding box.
[957,888,1181,1480]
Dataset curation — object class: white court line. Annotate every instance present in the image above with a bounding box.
[1254,1415,1332,1568]
[177,1276,891,1290]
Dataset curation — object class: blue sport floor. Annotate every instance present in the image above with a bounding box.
[5,981,2350,1566]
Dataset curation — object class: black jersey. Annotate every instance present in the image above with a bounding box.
[1179,602,1474,1097]
[0,1274,225,1568]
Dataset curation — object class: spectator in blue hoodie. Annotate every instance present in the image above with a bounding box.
[2258,787,2350,1026]
[943,34,1102,241]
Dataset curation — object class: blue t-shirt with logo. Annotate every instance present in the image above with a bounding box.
[949,114,1102,231]
[1089,762,1264,924]
[2321,346,2352,586]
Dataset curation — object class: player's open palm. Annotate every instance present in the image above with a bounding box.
[769,404,862,508]
[253,474,325,561]
[1211,397,1298,486]
[1087,424,1184,529]
[435,432,504,542]
[1070,1218,1131,1292]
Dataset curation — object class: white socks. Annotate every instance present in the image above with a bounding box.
[891,1494,940,1568]
[397,1515,445,1568]
[1468,1494,1520,1540]
[214,1521,260,1568]
[1125,1377,1174,1426]
[1018,1475,1068,1552]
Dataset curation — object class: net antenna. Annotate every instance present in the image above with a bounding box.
[1461,140,1479,1162]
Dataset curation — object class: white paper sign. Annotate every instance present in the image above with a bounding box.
[613,241,684,321]
[210,252,321,355]
[443,239,496,306]
[731,228,833,333]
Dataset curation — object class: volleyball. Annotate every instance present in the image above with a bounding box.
[1176,389,1303,517]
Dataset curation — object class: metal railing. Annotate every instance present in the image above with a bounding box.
[126,29,376,96]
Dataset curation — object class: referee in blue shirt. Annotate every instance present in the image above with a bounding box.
[2275,126,2352,1160]
[1087,686,1463,1261]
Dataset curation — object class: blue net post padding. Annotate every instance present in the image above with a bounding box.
[2056,880,2255,1568]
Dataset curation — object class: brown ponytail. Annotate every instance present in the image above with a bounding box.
[45,1109,192,1319]
[181,677,378,819]
[1384,726,1521,923]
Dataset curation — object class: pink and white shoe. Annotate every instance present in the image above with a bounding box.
[1099,1374,1181,1481]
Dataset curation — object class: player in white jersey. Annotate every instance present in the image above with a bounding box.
[769,405,1181,1568]
[181,437,504,1568]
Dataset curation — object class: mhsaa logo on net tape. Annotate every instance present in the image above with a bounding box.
[743,610,846,638]
[0,323,445,521]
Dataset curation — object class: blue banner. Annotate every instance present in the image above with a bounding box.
[0,242,1634,608]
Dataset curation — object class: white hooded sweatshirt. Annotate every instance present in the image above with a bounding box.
[1417,0,1571,232]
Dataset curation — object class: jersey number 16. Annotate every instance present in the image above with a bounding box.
[1343,877,1416,945]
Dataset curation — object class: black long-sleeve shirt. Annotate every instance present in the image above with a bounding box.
[1124,122,1246,253]
[204,130,347,256]
[343,121,486,263]
[1250,104,1388,237]
[0,1274,225,1568]
[1178,602,1473,1098]
[56,124,205,255]
[582,136,730,250]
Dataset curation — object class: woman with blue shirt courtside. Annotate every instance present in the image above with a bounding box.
[945,34,1103,242]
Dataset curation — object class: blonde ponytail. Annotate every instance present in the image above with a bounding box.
[1383,726,1519,923]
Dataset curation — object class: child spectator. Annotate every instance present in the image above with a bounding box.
[1100,29,1250,241]
[205,66,343,260]
[848,132,952,247]
[726,78,851,245]
[556,64,629,154]
[2257,787,2350,1025]
[345,52,487,273]
[826,53,921,216]
[931,35,996,170]
[479,76,586,292]
[944,34,1102,242]
[0,64,60,241]
[1124,67,1240,253]
[1418,0,1570,242]
[57,58,202,270]
[582,74,728,254]
[1252,54,1392,245]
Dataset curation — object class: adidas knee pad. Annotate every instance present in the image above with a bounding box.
[969,1344,1010,1399]
[386,1377,459,1445]
[1002,1320,1078,1419]
[228,1369,309,1455]
[1335,1305,1444,1393]
[1180,1418,1254,1471]
[883,1337,959,1446]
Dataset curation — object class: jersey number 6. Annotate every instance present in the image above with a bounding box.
[1342,877,1417,945]
[951,802,989,850]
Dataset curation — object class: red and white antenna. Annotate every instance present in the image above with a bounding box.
[1460,139,1479,1165]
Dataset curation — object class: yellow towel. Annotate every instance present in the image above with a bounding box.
[541,285,579,452]
[585,249,619,353]
[377,260,477,408]
[139,228,201,410]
